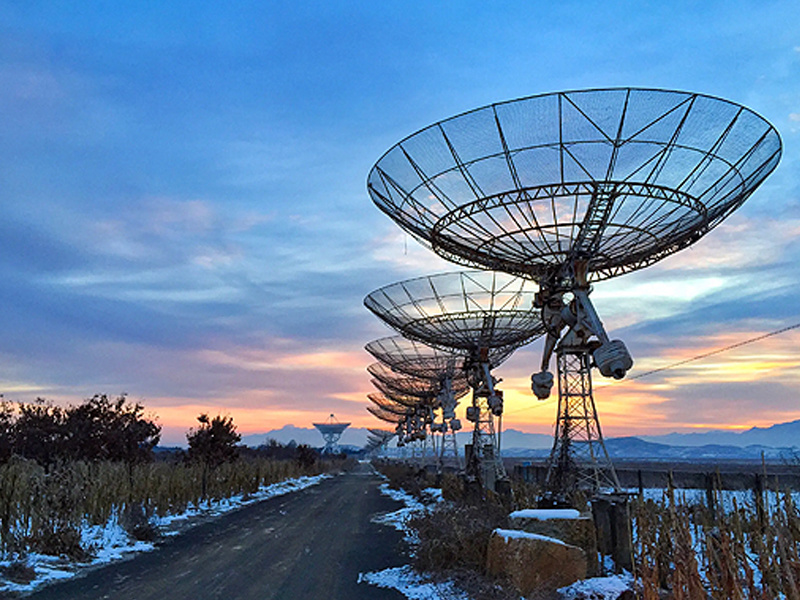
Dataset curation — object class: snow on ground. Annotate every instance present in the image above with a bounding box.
[0,473,331,596]
[371,483,428,541]
[509,508,581,520]
[558,574,634,600]
[359,565,471,600]
[363,482,473,599]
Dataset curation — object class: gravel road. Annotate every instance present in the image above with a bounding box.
[27,462,408,600]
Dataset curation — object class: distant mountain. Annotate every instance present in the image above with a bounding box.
[640,419,800,449]
[604,437,794,460]
[499,436,796,460]
[239,419,800,461]
[241,425,551,452]
[241,425,369,448]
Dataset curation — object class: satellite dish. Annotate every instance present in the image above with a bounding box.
[366,404,407,423]
[364,270,544,352]
[366,335,513,380]
[312,414,350,454]
[367,362,470,400]
[365,270,547,488]
[366,87,782,496]
[365,340,471,469]
[368,87,781,282]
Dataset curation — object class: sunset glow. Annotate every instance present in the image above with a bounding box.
[1,2,798,447]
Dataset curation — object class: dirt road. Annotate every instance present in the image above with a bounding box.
[28,463,408,600]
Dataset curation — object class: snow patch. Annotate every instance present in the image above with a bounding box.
[510,508,582,520]
[558,574,634,599]
[494,528,567,545]
[358,565,470,600]
[372,483,427,542]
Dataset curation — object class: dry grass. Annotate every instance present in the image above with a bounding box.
[632,487,800,599]
[0,455,331,559]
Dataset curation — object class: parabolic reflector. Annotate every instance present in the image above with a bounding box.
[367,362,469,399]
[364,270,544,351]
[366,403,409,423]
[368,88,782,281]
[365,335,513,378]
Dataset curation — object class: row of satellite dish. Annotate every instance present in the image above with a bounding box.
[361,88,782,497]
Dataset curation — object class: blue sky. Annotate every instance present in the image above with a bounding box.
[1,1,799,444]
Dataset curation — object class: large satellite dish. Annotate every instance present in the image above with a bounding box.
[366,87,781,496]
[364,270,544,352]
[368,87,781,282]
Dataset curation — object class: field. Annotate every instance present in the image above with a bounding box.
[378,459,800,599]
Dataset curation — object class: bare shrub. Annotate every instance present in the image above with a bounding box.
[409,500,508,572]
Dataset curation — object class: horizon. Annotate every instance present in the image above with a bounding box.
[2,2,799,445]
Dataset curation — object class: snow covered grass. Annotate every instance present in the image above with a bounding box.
[0,473,330,595]
[361,472,482,599]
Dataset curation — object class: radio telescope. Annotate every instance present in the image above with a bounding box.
[313,414,350,455]
[368,360,470,468]
[367,88,781,495]
[365,337,480,467]
[365,428,395,456]
[365,270,545,490]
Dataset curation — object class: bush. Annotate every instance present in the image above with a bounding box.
[409,501,508,572]
[373,461,437,498]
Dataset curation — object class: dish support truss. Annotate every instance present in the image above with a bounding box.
[435,376,463,470]
[464,349,507,490]
[545,340,620,497]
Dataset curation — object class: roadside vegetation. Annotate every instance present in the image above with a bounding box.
[633,485,800,599]
[0,396,341,565]
[373,461,519,599]
[374,460,800,599]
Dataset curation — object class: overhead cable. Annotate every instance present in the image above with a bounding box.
[628,320,800,380]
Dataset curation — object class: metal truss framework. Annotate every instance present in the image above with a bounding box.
[465,391,505,489]
[545,347,620,495]
[367,88,781,284]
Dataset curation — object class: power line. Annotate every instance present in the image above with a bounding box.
[628,320,800,381]
[504,320,800,415]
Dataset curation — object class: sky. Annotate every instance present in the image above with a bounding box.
[1,1,799,446]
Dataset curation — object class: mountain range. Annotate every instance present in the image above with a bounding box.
[241,419,800,460]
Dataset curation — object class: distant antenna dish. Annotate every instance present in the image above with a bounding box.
[366,404,407,423]
[312,414,350,454]
[365,270,546,490]
[367,88,781,497]
[365,338,473,469]
[368,362,470,400]
[365,335,512,380]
